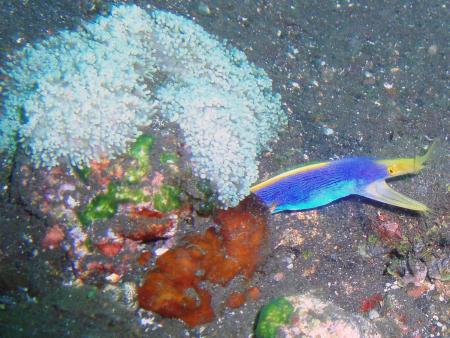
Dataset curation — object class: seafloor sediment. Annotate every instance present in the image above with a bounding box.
[0,1,448,337]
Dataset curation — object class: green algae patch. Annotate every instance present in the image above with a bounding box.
[367,234,379,245]
[73,165,90,183]
[196,198,215,217]
[125,166,149,184]
[129,134,153,165]
[301,249,313,260]
[77,135,157,226]
[78,194,118,226]
[78,183,148,226]
[159,152,178,164]
[109,183,148,204]
[125,134,153,184]
[255,297,294,338]
[153,184,181,213]
[191,181,216,216]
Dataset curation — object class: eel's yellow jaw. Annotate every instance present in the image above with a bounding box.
[377,139,439,178]
[377,157,421,177]
[361,180,429,212]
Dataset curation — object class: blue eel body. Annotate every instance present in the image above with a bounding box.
[250,143,434,213]
[252,157,386,213]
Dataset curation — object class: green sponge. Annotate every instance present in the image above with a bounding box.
[255,297,294,338]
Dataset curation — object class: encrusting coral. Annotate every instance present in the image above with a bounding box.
[0,4,286,207]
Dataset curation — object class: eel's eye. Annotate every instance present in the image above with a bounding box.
[387,166,396,175]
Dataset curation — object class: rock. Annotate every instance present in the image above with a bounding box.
[255,292,383,338]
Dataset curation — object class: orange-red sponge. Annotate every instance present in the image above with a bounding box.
[138,195,268,327]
